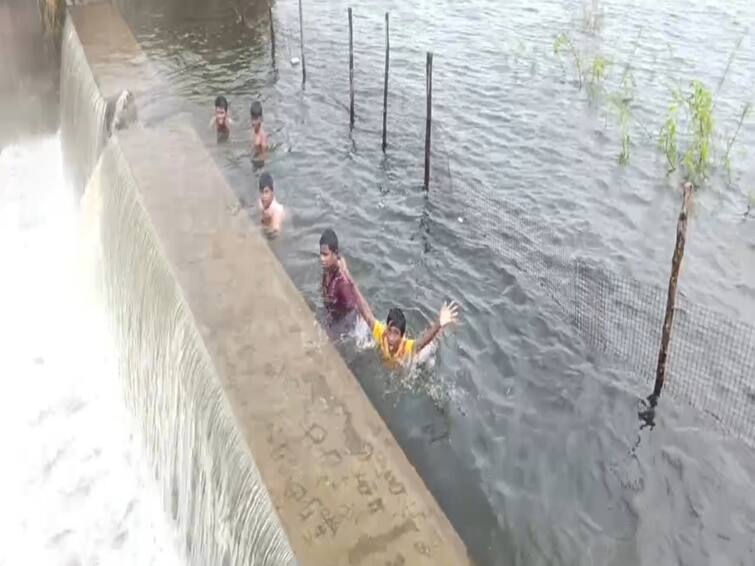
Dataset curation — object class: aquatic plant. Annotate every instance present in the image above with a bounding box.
[586,55,609,101]
[722,101,751,180]
[656,81,716,185]
[607,94,631,165]
[658,90,683,173]
[606,69,637,166]
[715,30,746,97]
[553,33,584,89]
[683,81,714,184]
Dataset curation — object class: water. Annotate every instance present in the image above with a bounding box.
[83,132,294,565]
[59,15,109,191]
[53,5,296,561]
[107,0,755,564]
[0,135,183,566]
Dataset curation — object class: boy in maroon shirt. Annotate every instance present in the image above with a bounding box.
[319,229,358,336]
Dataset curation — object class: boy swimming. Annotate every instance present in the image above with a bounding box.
[257,172,284,237]
[319,229,358,332]
[340,258,459,367]
[209,95,233,142]
[250,100,268,152]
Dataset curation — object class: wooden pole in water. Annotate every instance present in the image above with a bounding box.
[652,181,693,399]
[382,12,389,152]
[423,52,433,191]
[268,2,276,65]
[298,0,306,84]
[348,7,355,128]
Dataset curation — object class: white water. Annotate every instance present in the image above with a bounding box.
[0,135,183,566]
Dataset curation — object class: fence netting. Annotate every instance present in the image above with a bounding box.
[272,0,754,448]
[430,130,755,448]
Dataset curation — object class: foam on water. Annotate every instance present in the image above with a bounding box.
[0,135,183,566]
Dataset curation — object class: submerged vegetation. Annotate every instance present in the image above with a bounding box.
[658,81,715,185]
[587,55,609,101]
[553,33,584,89]
[551,28,751,199]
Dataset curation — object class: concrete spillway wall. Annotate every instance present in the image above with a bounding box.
[69,3,471,565]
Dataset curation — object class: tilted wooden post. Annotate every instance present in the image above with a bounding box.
[298,0,306,84]
[348,7,355,128]
[423,52,433,191]
[653,181,693,398]
[268,2,276,65]
[382,12,390,152]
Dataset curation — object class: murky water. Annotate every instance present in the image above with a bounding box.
[4,0,751,564]
[0,135,183,565]
[107,0,755,564]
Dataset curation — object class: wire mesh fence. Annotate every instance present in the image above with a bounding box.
[438,146,755,448]
[269,0,755,447]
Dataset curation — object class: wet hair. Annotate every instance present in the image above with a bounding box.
[319,228,339,255]
[250,100,263,119]
[259,172,274,192]
[386,308,407,336]
[214,95,228,111]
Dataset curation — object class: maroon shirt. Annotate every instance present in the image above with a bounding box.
[322,268,357,322]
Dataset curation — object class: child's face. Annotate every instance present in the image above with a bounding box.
[319,245,337,269]
[215,107,227,124]
[385,324,404,349]
[252,116,262,132]
[260,186,274,208]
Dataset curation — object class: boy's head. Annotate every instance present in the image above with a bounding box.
[385,307,407,348]
[319,228,339,270]
[250,100,263,132]
[215,95,228,124]
[259,172,274,209]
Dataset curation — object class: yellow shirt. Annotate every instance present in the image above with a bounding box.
[372,321,415,366]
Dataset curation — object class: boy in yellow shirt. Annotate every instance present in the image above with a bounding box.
[339,258,459,367]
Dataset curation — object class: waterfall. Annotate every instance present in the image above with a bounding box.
[81,138,295,565]
[59,14,107,189]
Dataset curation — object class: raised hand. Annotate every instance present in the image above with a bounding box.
[438,301,459,328]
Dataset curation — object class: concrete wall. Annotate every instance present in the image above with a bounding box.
[0,0,58,146]
[70,3,472,564]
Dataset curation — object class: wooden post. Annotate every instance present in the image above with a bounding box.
[268,2,276,66]
[653,181,693,398]
[348,7,355,128]
[423,52,433,191]
[298,0,306,84]
[382,12,389,152]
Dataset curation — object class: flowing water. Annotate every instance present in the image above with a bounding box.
[0,2,186,563]
[109,0,755,564]
[82,133,295,565]
[3,0,755,564]
[0,134,183,565]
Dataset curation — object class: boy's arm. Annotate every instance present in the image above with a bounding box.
[339,258,376,330]
[269,208,284,233]
[415,301,459,353]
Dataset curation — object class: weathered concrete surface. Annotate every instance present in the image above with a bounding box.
[70,3,472,565]
[115,121,471,565]
[69,3,158,103]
